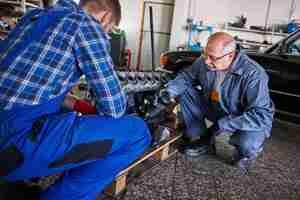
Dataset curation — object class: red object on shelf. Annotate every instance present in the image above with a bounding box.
[74,100,97,115]
[125,48,132,69]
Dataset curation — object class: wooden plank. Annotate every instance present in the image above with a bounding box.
[106,134,182,196]
[106,173,128,195]
[154,145,170,161]
[118,134,182,176]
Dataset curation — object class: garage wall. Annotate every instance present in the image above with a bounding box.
[119,0,175,70]
[54,0,174,70]
[291,0,300,20]
[170,0,297,50]
[118,0,141,69]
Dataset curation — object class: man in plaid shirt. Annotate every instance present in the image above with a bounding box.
[0,0,151,199]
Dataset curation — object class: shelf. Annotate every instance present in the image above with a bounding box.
[0,0,40,7]
[26,2,40,8]
[237,41,271,48]
[227,26,288,37]
[27,0,41,3]
[0,0,21,6]
[0,29,9,34]
[0,0,42,14]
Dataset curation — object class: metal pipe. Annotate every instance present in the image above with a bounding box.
[288,0,296,21]
[264,0,271,31]
[136,1,146,71]
[149,6,155,71]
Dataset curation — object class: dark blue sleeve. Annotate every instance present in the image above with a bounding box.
[166,58,202,97]
[218,72,275,133]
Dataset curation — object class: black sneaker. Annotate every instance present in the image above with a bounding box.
[184,144,210,157]
[184,136,214,157]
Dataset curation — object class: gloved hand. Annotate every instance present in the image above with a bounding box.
[159,89,175,105]
[207,123,223,136]
[74,100,97,115]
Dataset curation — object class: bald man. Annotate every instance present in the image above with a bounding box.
[166,32,275,172]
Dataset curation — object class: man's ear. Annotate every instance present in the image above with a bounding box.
[228,52,235,59]
[101,11,112,22]
[99,11,113,27]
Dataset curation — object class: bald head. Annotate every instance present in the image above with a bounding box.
[207,32,236,55]
[203,32,237,70]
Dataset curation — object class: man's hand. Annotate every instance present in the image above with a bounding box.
[74,100,97,114]
[63,95,97,114]
[159,89,176,105]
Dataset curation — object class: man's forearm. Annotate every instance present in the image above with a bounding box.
[218,108,274,133]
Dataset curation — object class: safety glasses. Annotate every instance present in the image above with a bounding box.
[202,51,234,63]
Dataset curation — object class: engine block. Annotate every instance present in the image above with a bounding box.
[73,71,174,106]
[71,71,176,146]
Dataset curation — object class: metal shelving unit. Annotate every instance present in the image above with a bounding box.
[0,0,44,39]
[223,26,289,51]
[227,26,288,37]
[0,0,43,14]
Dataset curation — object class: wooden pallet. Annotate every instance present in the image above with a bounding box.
[105,133,182,196]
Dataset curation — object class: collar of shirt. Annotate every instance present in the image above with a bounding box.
[55,0,110,41]
[56,0,78,10]
[227,48,244,76]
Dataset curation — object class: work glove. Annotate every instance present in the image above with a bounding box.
[74,100,97,115]
[159,89,175,105]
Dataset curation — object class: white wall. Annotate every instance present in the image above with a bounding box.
[119,0,141,69]
[119,0,174,70]
[290,0,300,20]
[170,0,296,50]
[268,0,293,25]
[169,0,190,50]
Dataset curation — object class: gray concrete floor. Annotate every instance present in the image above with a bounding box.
[118,120,300,200]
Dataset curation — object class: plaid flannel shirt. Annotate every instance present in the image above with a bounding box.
[0,0,126,118]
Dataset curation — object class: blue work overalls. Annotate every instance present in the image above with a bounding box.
[0,1,151,199]
[167,51,275,158]
[0,93,151,200]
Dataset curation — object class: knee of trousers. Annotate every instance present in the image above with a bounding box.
[125,115,152,145]
[179,89,206,120]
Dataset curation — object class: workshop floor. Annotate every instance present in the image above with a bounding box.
[117,120,300,200]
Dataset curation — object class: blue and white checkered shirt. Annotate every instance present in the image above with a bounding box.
[0,0,126,118]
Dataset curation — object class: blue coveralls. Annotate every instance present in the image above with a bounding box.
[167,50,275,158]
[0,1,151,199]
[0,96,151,200]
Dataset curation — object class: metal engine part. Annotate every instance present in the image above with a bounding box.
[71,71,176,146]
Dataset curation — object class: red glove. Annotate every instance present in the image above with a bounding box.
[73,100,97,115]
